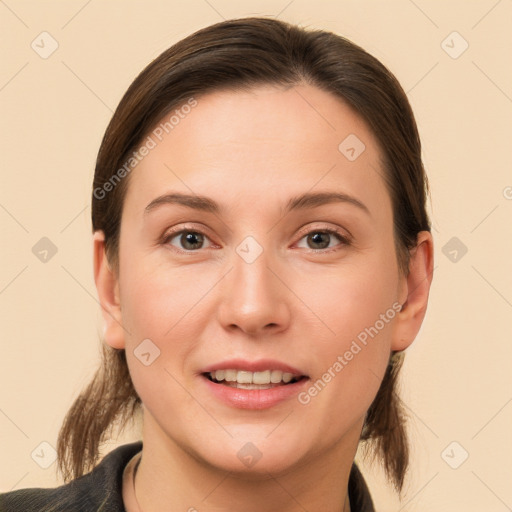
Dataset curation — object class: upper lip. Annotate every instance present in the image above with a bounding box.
[200,358,307,377]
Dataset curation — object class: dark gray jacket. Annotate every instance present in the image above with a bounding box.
[0,441,375,511]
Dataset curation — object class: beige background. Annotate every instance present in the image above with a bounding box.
[1,1,511,510]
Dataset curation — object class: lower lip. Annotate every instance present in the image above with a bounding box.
[201,375,309,410]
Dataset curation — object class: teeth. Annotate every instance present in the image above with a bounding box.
[224,369,237,382]
[208,369,299,385]
[282,372,293,383]
[226,382,274,390]
[237,371,252,384]
[253,370,270,385]
[270,370,283,383]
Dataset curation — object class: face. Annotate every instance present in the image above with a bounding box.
[106,84,410,475]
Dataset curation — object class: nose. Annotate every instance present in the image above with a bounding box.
[217,245,291,336]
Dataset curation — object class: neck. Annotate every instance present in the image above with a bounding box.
[133,415,360,512]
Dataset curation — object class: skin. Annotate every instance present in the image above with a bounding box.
[94,83,433,512]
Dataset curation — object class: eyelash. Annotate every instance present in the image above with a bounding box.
[161,225,351,254]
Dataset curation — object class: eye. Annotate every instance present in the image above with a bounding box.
[162,226,350,253]
[163,229,213,251]
[295,228,350,252]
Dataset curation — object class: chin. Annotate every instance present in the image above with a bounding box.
[192,434,307,477]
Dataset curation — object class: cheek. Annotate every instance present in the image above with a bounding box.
[294,252,398,420]
[119,250,214,340]
[118,253,225,413]
[116,253,200,404]
[300,250,399,342]
[119,261,204,423]
[305,279,395,373]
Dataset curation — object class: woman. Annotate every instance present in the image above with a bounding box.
[0,16,433,512]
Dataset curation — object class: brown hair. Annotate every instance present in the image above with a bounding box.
[57,16,430,495]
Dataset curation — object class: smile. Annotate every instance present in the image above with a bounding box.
[200,361,309,409]
[205,369,303,388]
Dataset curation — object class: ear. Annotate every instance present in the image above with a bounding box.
[93,230,126,349]
[391,231,434,352]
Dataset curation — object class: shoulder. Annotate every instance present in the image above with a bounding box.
[0,441,142,512]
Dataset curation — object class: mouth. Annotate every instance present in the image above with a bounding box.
[203,369,307,390]
[199,359,310,409]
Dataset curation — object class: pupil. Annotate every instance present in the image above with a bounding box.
[309,232,329,249]
[182,232,203,249]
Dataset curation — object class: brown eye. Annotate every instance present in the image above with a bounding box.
[296,229,350,252]
[307,232,331,249]
[164,230,211,251]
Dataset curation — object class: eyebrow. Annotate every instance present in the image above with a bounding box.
[144,191,370,217]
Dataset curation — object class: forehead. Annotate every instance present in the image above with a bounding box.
[123,84,388,217]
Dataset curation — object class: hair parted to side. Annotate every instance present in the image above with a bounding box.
[57,16,430,495]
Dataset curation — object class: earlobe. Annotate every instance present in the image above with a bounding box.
[391,231,434,352]
[93,231,126,350]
